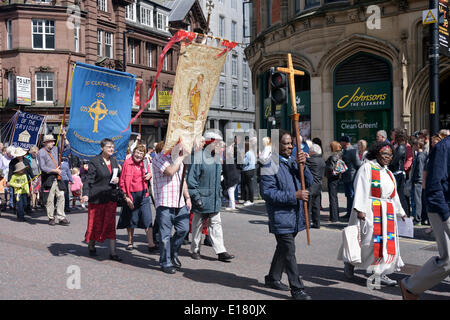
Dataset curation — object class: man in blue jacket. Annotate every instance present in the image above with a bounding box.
[260,130,313,300]
[399,135,450,299]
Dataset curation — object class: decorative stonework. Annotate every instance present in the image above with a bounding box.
[326,15,336,25]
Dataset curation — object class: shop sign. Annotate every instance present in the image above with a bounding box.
[288,90,311,115]
[439,0,450,57]
[158,90,172,111]
[334,81,391,112]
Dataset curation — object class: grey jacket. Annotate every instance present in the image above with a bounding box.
[341,145,362,183]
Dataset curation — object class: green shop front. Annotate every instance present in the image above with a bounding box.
[333,53,393,146]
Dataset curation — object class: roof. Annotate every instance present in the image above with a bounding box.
[163,0,196,22]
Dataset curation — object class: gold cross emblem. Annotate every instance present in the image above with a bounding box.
[88,98,108,133]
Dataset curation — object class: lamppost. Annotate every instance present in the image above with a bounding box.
[122,29,134,72]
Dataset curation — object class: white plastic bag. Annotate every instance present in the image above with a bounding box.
[342,224,362,264]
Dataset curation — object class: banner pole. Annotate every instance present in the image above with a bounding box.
[59,54,73,166]
[9,111,20,146]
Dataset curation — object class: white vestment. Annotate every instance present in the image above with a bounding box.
[338,160,406,275]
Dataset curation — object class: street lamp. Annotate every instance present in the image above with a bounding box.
[123,29,134,72]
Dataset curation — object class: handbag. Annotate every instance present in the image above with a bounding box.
[111,187,126,207]
[342,224,362,264]
[332,159,348,176]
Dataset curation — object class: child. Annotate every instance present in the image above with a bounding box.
[0,169,7,213]
[70,167,84,208]
[8,162,30,222]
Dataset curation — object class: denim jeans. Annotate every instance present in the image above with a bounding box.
[343,182,354,217]
[16,193,28,220]
[156,206,190,268]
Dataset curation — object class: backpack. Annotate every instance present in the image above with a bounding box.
[332,159,348,176]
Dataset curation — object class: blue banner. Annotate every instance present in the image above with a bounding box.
[11,111,45,150]
[67,62,136,162]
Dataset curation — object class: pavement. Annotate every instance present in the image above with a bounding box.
[0,192,448,300]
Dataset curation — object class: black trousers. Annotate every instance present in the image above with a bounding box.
[268,233,304,292]
[328,178,339,222]
[308,183,322,227]
[241,169,255,202]
[394,173,409,215]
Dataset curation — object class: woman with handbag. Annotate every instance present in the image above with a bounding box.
[82,138,122,261]
[325,141,343,222]
[117,144,157,252]
[338,141,407,286]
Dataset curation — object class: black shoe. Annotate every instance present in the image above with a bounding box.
[58,219,70,226]
[89,249,97,256]
[344,262,355,279]
[204,235,213,247]
[162,266,176,274]
[148,245,159,253]
[109,254,122,262]
[49,219,56,226]
[264,275,289,291]
[171,257,182,269]
[310,224,320,229]
[218,252,235,262]
[17,218,27,222]
[191,252,201,260]
[292,289,312,300]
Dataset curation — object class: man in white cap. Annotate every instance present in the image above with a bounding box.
[38,132,70,226]
[187,130,235,262]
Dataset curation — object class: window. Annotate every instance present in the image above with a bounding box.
[305,0,320,8]
[231,55,238,77]
[105,32,113,58]
[219,82,225,107]
[74,26,80,53]
[243,87,249,109]
[231,0,237,9]
[243,59,248,79]
[32,20,55,50]
[146,43,153,67]
[140,6,153,27]
[295,0,301,12]
[35,73,54,103]
[163,55,168,71]
[7,20,12,50]
[98,0,107,12]
[232,85,238,108]
[222,59,226,75]
[157,12,168,31]
[97,30,103,56]
[219,16,225,37]
[231,21,237,42]
[129,39,136,64]
[267,0,271,27]
[126,1,136,21]
[8,73,14,104]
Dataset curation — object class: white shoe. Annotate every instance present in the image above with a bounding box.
[225,207,236,211]
[380,275,397,286]
[243,201,254,206]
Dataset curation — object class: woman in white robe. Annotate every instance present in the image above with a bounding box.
[338,141,407,286]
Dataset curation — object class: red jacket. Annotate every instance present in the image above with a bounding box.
[120,156,151,202]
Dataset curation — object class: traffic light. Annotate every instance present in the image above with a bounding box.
[270,67,288,105]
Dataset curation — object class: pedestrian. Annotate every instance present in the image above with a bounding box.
[8,147,34,216]
[223,139,240,211]
[241,139,256,206]
[339,141,407,286]
[410,140,426,225]
[82,138,122,261]
[376,130,389,144]
[399,135,450,299]
[7,162,30,222]
[2,147,14,210]
[79,160,89,209]
[340,135,362,220]
[388,129,409,215]
[25,146,41,210]
[0,169,7,213]
[38,133,70,226]
[187,132,235,262]
[117,144,158,252]
[357,139,368,161]
[260,130,314,300]
[258,137,272,165]
[61,157,73,213]
[306,143,325,229]
[325,141,343,222]
[70,167,83,208]
[152,141,192,274]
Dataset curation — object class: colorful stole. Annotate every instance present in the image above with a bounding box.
[370,164,396,264]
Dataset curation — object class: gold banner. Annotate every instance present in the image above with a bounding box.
[163,42,228,154]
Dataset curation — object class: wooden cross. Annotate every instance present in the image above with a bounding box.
[276,53,311,246]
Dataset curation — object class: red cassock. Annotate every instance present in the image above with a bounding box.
[85,202,117,243]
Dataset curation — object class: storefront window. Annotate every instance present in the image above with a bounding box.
[305,0,320,9]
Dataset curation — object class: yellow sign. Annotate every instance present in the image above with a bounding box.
[158,91,172,111]
[423,9,438,25]
[337,87,388,109]
[430,101,436,114]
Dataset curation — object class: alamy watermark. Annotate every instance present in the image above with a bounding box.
[66,265,81,290]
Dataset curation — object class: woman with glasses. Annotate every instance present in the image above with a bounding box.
[82,138,122,261]
[338,141,407,286]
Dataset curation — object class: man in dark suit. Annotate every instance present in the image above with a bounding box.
[340,136,362,221]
